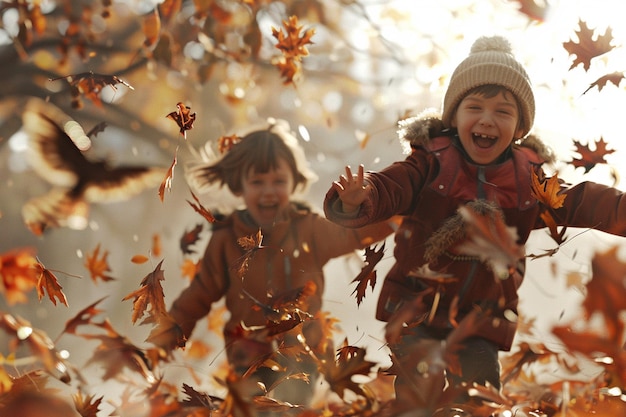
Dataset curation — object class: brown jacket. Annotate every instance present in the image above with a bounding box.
[170,202,392,370]
[324,114,626,351]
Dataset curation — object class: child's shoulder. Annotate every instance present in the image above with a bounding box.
[397,108,448,152]
[513,134,555,165]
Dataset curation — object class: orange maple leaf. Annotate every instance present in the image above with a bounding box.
[351,243,385,306]
[563,20,615,71]
[180,258,199,281]
[271,15,315,85]
[122,259,168,324]
[0,247,39,305]
[530,170,566,210]
[84,244,116,283]
[73,392,104,417]
[34,261,68,307]
[571,137,615,173]
[217,134,241,154]
[166,102,196,138]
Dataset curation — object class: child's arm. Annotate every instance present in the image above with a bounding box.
[332,164,368,214]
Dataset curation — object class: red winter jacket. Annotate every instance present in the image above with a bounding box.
[170,202,393,370]
[324,115,626,351]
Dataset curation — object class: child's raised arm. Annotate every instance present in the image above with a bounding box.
[332,164,368,214]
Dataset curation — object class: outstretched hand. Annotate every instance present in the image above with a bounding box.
[332,165,368,213]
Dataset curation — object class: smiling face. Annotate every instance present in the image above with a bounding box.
[240,158,294,229]
[451,87,524,165]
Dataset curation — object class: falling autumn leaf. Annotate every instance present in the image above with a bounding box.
[122,259,168,324]
[570,137,615,173]
[217,134,241,154]
[180,258,200,281]
[80,319,155,381]
[318,339,376,399]
[159,153,177,202]
[166,102,196,138]
[180,223,204,255]
[582,71,626,95]
[73,391,104,417]
[61,296,107,336]
[187,189,216,224]
[513,0,550,22]
[34,260,68,307]
[0,247,39,305]
[49,71,134,108]
[84,244,116,283]
[456,205,525,280]
[233,229,265,278]
[271,15,315,85]
[582,246,626,341]
[530,170,566,210]
[351,243,385,306]
[563,20,615,71]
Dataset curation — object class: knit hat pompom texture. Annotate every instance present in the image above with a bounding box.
[442,36,535,137]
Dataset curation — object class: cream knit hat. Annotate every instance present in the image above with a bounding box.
[442,36,535,137]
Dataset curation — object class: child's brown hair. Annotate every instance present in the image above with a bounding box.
[187,119,316,200]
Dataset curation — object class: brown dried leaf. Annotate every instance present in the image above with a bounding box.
[563,20,615,71]
[351,243,385,306]
[122,259,167,324]
[84,244,116,283]
[35,261,68,306]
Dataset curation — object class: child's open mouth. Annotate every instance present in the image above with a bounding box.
[472,133,497,149]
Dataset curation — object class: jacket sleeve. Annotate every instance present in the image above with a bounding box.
[324,151,430,227]
[309,212,395,265]
[557,180,626,236]
[169,233,229,339]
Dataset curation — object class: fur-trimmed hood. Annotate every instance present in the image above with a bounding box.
[397,108,555,164]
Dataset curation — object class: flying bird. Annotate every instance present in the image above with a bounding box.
[21,97,167,235]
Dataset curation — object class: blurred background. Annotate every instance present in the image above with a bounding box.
[1,0,626,409]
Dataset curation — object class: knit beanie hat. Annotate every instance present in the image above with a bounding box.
[442,36,535,138]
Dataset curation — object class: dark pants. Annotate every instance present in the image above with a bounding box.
[390,325,500,413]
